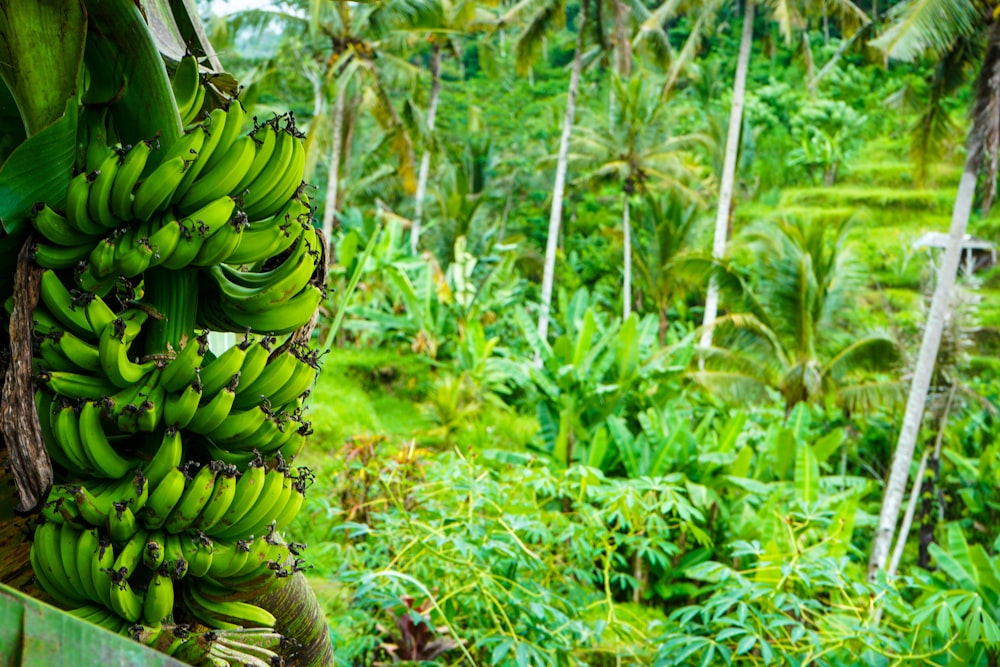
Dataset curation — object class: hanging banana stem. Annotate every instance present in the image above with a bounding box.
[143,266,199,357]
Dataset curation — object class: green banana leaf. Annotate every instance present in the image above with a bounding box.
[0,583,186,666]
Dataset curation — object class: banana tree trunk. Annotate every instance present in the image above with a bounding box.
[538,0,588,347]
[321,82,346,242]
[623,193,631,320]
[867,154,979,580]
[411,43,442,255]
[699,0,754,349]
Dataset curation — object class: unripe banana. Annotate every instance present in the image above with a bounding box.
[110,140,153,219]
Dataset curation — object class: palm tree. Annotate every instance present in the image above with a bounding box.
[637,0,869,347]
[571,74,707,321]
[498,0,672,348]
[691,217,901,417]
[866,1,1000,581]
[631,193,702,345]
[409,0,496,254]
[220,0,428,241]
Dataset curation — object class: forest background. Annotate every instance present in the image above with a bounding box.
[199,0,1000,664]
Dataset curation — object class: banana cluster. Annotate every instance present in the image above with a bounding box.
[21,54,323,659]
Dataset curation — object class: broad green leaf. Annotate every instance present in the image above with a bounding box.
[608,416,640,478]
[729,446,753,479]
[826,496,858,557]
[587,426,610,469]
[573,307,597,369]
[717,411,747,453]
[794,442,819,503]
[812,427,844,465]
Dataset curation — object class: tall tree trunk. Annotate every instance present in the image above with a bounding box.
[411,43,443,255]
[867,159,979,580]
[322,82,347,242]
[622,193,632,320]
[699,0,754,349]
[537,0,588,347]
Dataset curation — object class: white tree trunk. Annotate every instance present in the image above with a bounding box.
[887,449,929,578]
[867,160,978,581]
[699,0,754,349]
[411,44,443,255]
[623,193,631,320]
[321,83,347,242]
[537,0,588,347]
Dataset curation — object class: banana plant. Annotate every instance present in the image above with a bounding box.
[0,2,332,664]
[514,289,691,467]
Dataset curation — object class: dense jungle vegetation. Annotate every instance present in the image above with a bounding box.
[205,0,1000,664]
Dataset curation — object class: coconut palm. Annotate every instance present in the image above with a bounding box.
[219,0,431,240]
[866,0,1000,581]
[497,0,672,348]
[571,73,707,321]
[408,0,497,254]
[637,0,869,347]
[690,217,901,417]
[631,193,702,345]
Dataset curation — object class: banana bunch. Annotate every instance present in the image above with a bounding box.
[23,53,325,663]
[130,623,288,666]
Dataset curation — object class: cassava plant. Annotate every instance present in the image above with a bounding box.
[0,1,332,664]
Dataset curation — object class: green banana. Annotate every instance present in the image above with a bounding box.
[32,240,92,270]
[32,202,99,246]
[202,98,248,174]
[143,571,175,625]
[206,404,269,445]
[163,379,203,429]
[110,140,153,220]
[54,329,102,373]
[49,401,90,473]
[164,461,220,534]
[179,134,255,214]
[220,283,323,335]
[143,426,184,487]
[74,527,103,605]
[132,156,189,221]
[232,122,278,196]
[240,122,298,220]
[186,381,237,435]
[77,400,135,479]
[146,217,183,267]
[171,54,203,126]
[109,571,145,624]
[65,170,109,235]
[112,527,151,577]
[43,371,118,401]
[143,465,187,530]
[99,316,156,388]
[160,331,209,392]
[181,583,276,631]
[233,351,298,410]
[39,270,100,340]
[213,457,266,534]
[174,107,228,200]
[213,467,286,540]
[143,532,166,570]
[244,125,306,221]
[194,464,239,532]
[88,148,123,228]
[108,503,140,542]
[199,343,246,397]
[191,212,248,267]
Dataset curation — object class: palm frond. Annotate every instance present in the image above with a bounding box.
[869,0,984,62]
[687,369,772,405]
[767,0,805,44]
[836,379,905,416]
[823,336,900,381]
[662,0,724,97]
[511,0,567,74]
